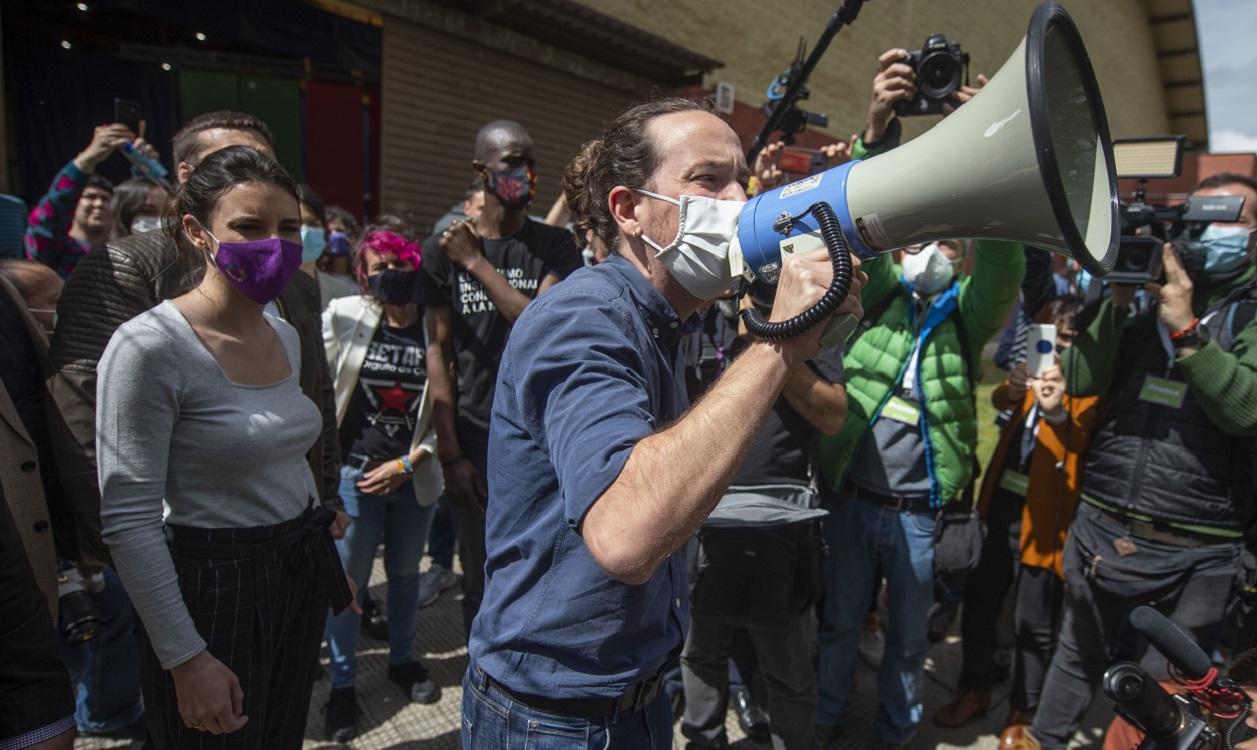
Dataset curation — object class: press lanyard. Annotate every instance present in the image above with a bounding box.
[901,284,959,395]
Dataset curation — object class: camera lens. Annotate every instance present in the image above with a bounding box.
[918,52,961,99]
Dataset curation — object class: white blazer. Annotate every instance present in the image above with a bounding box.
[323,294,443,504]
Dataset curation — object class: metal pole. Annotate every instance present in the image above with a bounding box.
[747,0,866,164]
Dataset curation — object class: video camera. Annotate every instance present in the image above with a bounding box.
[1103,606,1252,749]
[895,34,970,117]
[1109,137,1246,285]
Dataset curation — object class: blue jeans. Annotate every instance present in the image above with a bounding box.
[59,567,144,733]
[816,493,937,744]
[325,465,437,688]
[460,666,672,749]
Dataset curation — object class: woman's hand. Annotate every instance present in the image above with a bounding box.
[357,461,408,496]
[329,510,350,540]
[169,650,247,734]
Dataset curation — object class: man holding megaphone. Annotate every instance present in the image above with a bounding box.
[457,98,865,746]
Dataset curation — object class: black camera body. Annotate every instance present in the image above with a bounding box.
[896,34,969,117]
[1113,193,1246,285]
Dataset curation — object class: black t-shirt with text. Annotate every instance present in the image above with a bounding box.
[339,321,428,461]
[732,343,845,486]
[421,218,581,451]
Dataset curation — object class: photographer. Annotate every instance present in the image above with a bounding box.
[813,49,1020,750]
[462,98,864,746]
[1027,173,1257,750]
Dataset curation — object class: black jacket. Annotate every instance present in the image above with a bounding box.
[47,230,342,564]
[1081,299,1257,533]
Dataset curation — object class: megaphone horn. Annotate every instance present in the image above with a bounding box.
[735,1,1119,341]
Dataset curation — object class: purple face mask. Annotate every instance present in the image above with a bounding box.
[201,227,303,304]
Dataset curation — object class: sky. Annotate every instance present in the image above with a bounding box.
[1195,0,1257,152]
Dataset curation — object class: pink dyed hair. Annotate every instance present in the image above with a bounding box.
[354,229,423,290]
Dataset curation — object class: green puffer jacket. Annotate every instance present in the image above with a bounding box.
[816,240,1025,505]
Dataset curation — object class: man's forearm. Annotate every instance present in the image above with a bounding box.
[583,342,794,584]
[425,343,462,461]
[781,363,846,435]
[465,258,530,323]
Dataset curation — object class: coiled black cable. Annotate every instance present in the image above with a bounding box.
[740,201,853,341]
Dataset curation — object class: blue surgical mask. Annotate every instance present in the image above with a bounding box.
[1200,224,1253,276]
[300,225,327,263]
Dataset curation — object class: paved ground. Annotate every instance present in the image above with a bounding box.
[78,554,1111,749]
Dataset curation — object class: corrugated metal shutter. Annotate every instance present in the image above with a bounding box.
[380,16,648,234]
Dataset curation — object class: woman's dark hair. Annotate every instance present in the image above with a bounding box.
[1037,294,1081,329]
[111,177,168,239]
[563,97,711,252]
[326,205,359,239]
[166,145,300,259]
[298,184,327,226]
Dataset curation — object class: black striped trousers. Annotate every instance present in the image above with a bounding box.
[139,506,351,750]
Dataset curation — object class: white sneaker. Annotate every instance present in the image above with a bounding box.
[859,627,885,669]
[418,564,458,608]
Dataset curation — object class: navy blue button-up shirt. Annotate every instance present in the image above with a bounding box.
[468,254,695,699]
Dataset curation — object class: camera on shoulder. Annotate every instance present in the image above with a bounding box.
[896,34,970,117]
[1109,137,1246,285]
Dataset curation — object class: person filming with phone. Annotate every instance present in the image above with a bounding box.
[1026,172,1257,749]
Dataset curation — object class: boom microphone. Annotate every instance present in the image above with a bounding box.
[1129,606,1213,681]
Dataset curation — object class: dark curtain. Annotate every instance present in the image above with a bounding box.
[5,30,180,206]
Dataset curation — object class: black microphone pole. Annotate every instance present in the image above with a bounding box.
[746,0,867,165]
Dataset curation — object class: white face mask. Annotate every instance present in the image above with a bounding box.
[636,189,744,301]
[130,215,162,235]
[901,242,956,296]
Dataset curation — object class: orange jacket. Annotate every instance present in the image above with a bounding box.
[976,381,1103,577]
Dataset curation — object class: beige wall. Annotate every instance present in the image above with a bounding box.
[574,0,1171,144]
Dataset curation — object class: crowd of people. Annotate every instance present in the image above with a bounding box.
[1,42,1256,750]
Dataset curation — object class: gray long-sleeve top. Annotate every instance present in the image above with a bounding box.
[97,301,322,669]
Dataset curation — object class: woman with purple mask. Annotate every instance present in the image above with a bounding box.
[96,145,357,748]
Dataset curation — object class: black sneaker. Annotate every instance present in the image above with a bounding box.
[388,661,441,704]
[361,595,389,642]
[324,686,359,743]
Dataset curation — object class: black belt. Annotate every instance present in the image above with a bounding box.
[478,666,662,720]
[849,482,935,514]
[1095,506,1236,549]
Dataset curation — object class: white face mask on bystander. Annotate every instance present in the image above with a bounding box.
[901,242,956,296]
